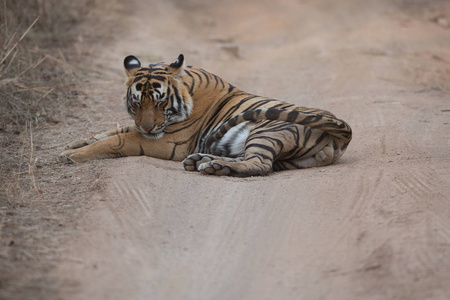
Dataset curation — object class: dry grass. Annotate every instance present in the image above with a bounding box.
[0,0,93,205]
[0,6,80,127]
[0,1,125,298]
[0,0,126,208]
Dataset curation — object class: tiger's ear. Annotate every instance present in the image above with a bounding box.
[167,54,184,76]
[124,55,141,77]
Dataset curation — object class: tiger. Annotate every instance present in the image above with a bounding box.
[59,54,352,177]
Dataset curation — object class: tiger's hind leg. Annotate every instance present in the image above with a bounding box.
[273,139,338,171]
[189,123,340,177]
[188,130,285,176]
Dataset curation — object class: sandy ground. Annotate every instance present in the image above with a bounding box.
[7,0,450,299]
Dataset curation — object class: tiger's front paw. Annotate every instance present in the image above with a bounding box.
[65,137,98,150]
[59,149,89,164]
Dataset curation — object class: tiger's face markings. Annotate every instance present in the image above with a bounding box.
[123,54,192,139]
[127,77,168,139]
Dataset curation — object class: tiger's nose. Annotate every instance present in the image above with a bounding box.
[142,126,153,132]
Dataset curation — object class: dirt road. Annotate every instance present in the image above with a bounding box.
[51,0,450,299]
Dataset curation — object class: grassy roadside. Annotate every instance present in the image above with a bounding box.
[0,1,126,298]
[0,1,93,204]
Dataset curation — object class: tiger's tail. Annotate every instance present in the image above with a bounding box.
[205,108,352,149]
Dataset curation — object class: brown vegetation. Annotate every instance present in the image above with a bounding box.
[1,0,90,202]
[0,1,119,298]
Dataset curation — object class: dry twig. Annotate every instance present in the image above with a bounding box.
[27,121,42,194]
[0,16,39,66]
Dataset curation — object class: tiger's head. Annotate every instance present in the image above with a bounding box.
[123,54,193,139]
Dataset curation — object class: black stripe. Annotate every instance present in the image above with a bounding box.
[245,143,277,159]
[193,70,203,85]
[270,103,286,109]
[219,125,228,134]
[264,136,284,149]
[134,74,151,82]
[243,99,275,111]
[227,117,237,127]
[287,110,299,122]
[300,131,328,158]
[196,92,241,143]
[166,85,171,99]
[265,109,281,120]
[110,134,124,151]
[243,111,254,121]
[168,94,176,110]
[165,116,202,134]
[184,69,194,79]
[211,73,220,89]
[303,114,323,124]
[199,69,210,88]
[247,153,272,162]
[172,85,181,102]
[245,154,272,166]
[303,127,312,147]
[184,69,196,95]
[176,96,183,114]
[169,145,177,160]
[150,75,166,81]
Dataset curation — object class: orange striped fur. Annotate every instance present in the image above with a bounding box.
[60,54,352,176]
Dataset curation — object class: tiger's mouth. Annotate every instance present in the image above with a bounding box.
[142,131,165,139]
[138,126,166,140]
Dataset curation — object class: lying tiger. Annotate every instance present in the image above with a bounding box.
[60,54,352,177]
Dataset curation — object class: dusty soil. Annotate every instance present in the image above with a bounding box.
[2,0,450,299]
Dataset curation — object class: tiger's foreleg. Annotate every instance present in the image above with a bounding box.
[65,126,137,149]
[60,131,148,163]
